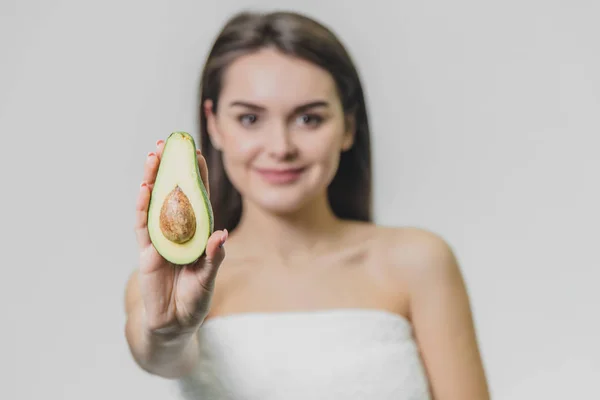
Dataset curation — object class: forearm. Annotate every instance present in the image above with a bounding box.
[125,302,200,379]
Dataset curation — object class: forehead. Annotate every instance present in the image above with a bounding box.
[219,48,339,107]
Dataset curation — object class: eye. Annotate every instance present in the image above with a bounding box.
[296,114,323,128]
[239,114,258,126]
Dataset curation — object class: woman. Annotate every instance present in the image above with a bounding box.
[125,10,490,400]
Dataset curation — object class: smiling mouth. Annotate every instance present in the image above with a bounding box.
[254,167,306,184]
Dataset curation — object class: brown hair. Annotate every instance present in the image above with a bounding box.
[197,10,373,232]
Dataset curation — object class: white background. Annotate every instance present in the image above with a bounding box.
[1,0,598,399]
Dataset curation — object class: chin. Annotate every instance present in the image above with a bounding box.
[250,188,315,215]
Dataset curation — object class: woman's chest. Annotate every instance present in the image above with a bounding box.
[208,249,409,318]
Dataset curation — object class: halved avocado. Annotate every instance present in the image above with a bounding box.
[147,131,214,265]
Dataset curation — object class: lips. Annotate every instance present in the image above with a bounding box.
[254,167,306,184]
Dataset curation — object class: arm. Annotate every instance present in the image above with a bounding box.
[124,270,200,379]
[405,230,490,399]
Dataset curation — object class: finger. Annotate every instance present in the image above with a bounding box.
[205,229,227,262]
[135,182,152,248]
[196,150,210,197]
[195,229,228,283]
[142,152,160,186]
[156,139,165,159]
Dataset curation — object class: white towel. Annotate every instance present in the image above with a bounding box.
[174,308,432,400]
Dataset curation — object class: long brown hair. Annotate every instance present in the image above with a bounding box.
[197,10,373,232]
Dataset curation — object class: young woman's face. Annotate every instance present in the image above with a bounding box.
[205,47,354,214]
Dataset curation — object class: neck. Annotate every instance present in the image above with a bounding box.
[232,192,347,262]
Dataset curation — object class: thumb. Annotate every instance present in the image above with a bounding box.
[195,229,228,283]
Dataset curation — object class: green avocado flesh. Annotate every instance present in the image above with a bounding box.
[147,131,214,265]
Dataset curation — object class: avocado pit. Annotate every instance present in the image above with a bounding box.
[159,185,196,244]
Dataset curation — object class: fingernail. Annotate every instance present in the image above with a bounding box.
[219,229,228,248]
[196,149,201,155]
[148,152,155,158]
[156,140,164,146]
[140,182,147,188]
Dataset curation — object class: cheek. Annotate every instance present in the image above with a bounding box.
[220,130,262,164]
[296,135,343,185]
[303,131,343,166]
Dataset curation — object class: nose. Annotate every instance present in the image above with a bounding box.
[266,125,298,160]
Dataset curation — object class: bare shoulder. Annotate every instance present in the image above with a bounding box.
[370,224,468,318]
[368,224,490,398]
[370,225,460,280]
[349,222,464,299]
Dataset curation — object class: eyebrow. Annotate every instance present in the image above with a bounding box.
[228,100,330,113]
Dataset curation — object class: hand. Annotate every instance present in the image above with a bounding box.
[134,139,228,339]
